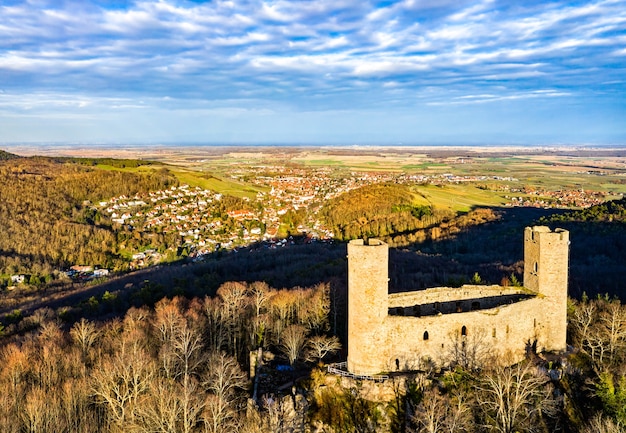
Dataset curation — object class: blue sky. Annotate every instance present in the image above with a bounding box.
[1,0,625,145]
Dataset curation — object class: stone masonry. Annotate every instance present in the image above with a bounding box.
[347,227,569,375]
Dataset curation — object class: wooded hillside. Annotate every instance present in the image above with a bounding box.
[319,183,453,240]
[0,150,19,161]
[540,197,626,223]
[0,288,623,432]
[0,158,177,279]
[537,197,626,298]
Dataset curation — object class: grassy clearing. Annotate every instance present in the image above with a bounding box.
[600,183,626,195]
[171,169,268,199]
[414,184,508,212]
[302,159,345,166]
[95,163,267,199]
[94,164,158,173]
[401,163,450,172]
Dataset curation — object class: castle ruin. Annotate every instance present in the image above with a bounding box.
[347,226,569,375]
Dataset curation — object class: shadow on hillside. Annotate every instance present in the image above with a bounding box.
[2,205,625,331]
[389,206,626,300]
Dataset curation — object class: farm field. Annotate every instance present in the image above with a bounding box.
[6,144,626,201]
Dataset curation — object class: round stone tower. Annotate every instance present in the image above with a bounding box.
[347,239,389,375]
[523,226,569,352]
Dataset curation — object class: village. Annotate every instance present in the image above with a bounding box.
[46,166,614,283]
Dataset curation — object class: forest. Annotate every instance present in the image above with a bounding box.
[319,183,453,241]
[0,153,625,432]
[0,157,178,281]
[0,284,625,432]
[0,150,19,161]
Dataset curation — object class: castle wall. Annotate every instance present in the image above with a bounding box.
[346,226,569,376]
[383,296,549,372]
[388,285,533,316]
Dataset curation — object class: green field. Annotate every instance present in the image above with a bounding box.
[414,184,508,212]
[170,169,268,198]
[94,148,626,204]
[95,163,268,198]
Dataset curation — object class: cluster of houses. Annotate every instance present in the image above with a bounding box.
[507,187,611,209]
[100,186,250,261]
[61,167,612,277]
[65,265,110,280]
[9,265,110,288]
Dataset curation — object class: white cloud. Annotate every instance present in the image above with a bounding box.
[213,32,271,46]
[427,89,572,106]
[0,0,624,143]
[260,3,293,22]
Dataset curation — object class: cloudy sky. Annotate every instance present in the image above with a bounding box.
[1,0,625,145]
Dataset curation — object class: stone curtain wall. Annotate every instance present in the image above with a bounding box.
[384,296,548,371]
[347,227,569,375]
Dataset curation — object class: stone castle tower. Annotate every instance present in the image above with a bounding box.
[523,226,570,352]
[347,239,389,375]
[347,226,570,375]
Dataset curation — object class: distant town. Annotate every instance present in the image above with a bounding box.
[73,166,612,278]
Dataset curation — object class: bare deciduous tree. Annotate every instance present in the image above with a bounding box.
[248,282,273,348]
[202,394,239,433]
[134,377,205,433]
[280,324,307,366]
[477,362,555,433]
[599,302,626,367]
[61,378,95,433]
[248,281,273,318]
[574,300,626,372]
[270,290,297,344]
[202,352,247,433]
[443,327,491,371]
[91,350,155,430]
[202,296,227,353]
[410,387,472,433]
[70,318,99,360]
[582,415,624,433]
[217,282,249,357]
[305,335,341,364]
[300,283,331,334]
[202,351,248,431]
[22,386,63,433]
[154,297,186,346]
[570,300,596,348]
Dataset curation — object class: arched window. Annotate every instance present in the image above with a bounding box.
[461,325,467,337]
[423,331,429,341]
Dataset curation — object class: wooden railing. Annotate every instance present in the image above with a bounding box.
[327,362,389,382]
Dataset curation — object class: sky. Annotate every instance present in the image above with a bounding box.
[0,0,625,146]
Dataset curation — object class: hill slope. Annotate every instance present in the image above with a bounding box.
[0,157,177,279]
[0,150,20,161]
